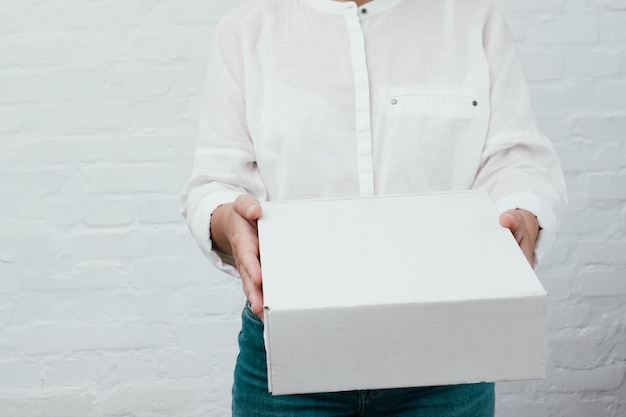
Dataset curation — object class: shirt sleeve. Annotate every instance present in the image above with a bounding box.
[180,11,267,277]
[473,5,567,266]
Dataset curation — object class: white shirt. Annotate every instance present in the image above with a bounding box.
[181,0,567,275]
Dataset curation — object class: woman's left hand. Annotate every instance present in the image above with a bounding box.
[499,209,540,268]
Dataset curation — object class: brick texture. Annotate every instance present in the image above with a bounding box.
[0,0,624,416]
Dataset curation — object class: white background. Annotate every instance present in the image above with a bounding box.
[0,0,624,416]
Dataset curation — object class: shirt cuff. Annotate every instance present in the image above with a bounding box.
[495,192,557,267]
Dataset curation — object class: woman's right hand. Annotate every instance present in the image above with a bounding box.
[210,195,264,316]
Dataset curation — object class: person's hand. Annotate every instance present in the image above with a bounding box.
[211,195,264,317]
[499,208,539,268]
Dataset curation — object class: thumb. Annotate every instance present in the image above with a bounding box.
[499,210,523,242]
[234,194,262,221]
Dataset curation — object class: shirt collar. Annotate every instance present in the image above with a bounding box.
[300,0,404,16]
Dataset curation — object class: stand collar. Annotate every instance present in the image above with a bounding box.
[300,0,404,16]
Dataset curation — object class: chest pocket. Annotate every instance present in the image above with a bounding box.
[376,93,490,192]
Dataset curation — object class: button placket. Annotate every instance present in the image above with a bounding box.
[344,8,376,197]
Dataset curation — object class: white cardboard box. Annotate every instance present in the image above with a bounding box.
[257,191,547,395]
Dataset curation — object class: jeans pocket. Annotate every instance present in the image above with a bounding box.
[243,301,263,325]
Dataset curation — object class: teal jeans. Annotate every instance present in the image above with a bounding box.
[232,303,495,417]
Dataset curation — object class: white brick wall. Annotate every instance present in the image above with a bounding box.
[0,0,623,416]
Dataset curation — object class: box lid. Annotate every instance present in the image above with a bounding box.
[258,190,545,312]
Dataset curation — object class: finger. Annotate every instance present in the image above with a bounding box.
[499,210,524,243]
[519,239,535,268]
[500,210,536,268]
[231,194,263,316]
[240,266,264,315]
[498,209,518,229]
[234,240,263,311]
[233,195,262,221]
[239,266,263,313]
[238,249,262,287]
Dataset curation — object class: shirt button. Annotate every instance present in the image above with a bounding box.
[361,8,368,14]
[391,99,398,105]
